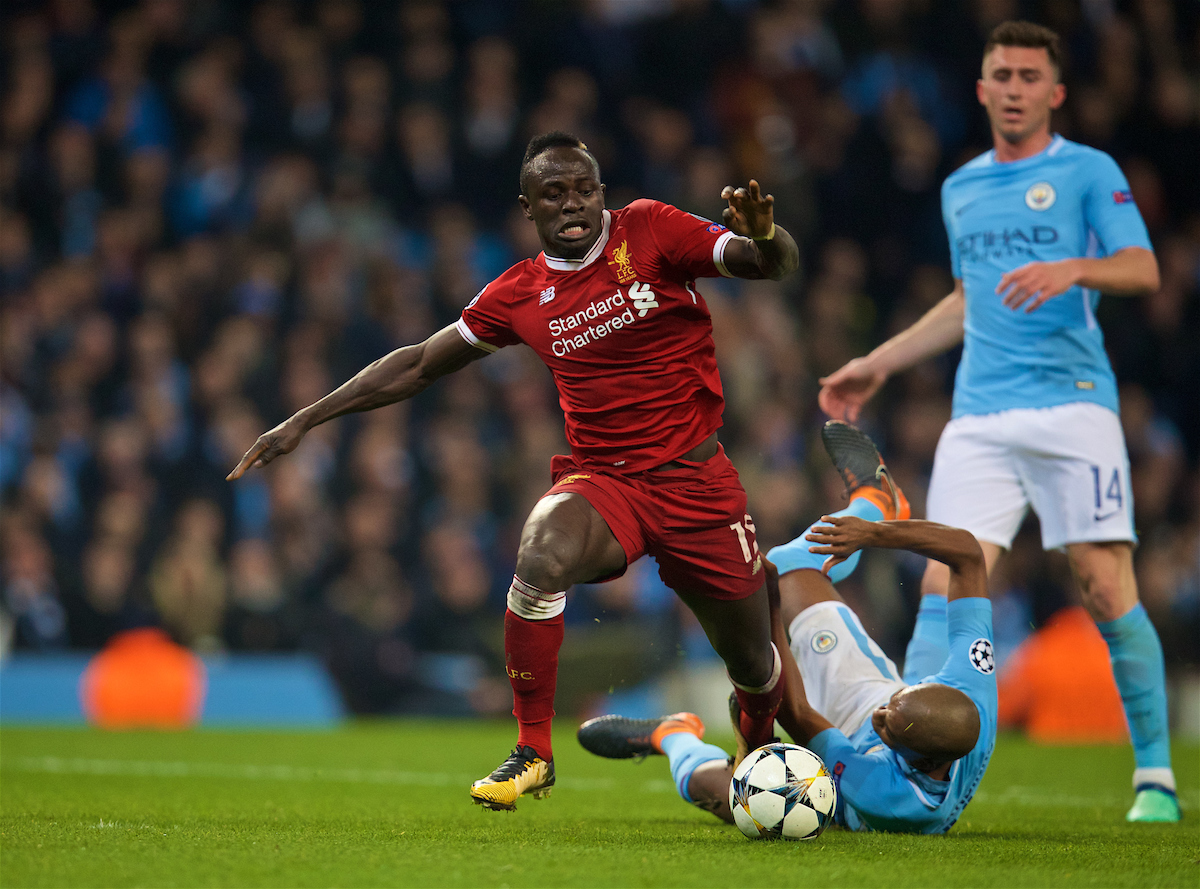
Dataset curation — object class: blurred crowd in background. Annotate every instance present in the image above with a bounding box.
[1,0,1197,717]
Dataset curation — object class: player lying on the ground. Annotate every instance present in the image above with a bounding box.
[580,425,997,834]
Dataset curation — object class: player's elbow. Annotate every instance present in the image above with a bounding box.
[947,529,985,574]
[1139,262,1160,295]
[1123,249,1160,295]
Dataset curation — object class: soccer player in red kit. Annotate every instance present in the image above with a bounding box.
[228,132,801,810]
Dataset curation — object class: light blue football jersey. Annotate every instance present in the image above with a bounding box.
[807,598,997,834]
[941,135,1152,418]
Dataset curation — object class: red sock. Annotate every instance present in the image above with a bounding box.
[736,680,785,749]
[504,608,564,760]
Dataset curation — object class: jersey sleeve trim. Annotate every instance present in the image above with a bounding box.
[455,317,500,353]
[713,231,737,277]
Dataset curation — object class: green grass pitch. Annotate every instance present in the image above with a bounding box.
[0,723,1195,888]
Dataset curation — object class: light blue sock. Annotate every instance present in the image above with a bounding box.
[766,497,885,584]
[902,594,949,684]
[1096,603,1175,790]
[659,731,729,804]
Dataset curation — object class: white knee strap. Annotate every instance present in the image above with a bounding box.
[508,576,567,620]
[729,643,782,694]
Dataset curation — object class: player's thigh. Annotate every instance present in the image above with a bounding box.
[1015,403,1136,551]
[787,601,904,736]
[517,491,628,588]
[650,457,765,602]
[926,415,1029,549]
[652,471,773,680]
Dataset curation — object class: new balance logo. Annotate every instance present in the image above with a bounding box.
[630,281,658,317]
[539,286,556,305]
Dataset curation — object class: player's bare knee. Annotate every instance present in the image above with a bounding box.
[514,542,576,592]
[1069,542,1137,622]
[1074,573,1131,623]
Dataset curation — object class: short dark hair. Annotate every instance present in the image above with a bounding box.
[983,20,1063,80]
[519,132,600,196]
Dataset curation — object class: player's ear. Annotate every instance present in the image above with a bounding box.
[975,78,986,106]
[518,194,533,220]
[1050,82,1066,110]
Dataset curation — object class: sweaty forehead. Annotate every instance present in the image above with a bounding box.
[525,148,601,189]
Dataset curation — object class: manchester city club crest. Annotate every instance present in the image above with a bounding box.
[969,638,995,674]
[1025,181,1056,211]
[811,630,837,654]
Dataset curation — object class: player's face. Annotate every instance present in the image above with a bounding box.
[977,45,1066,145]
[518,147,606,260]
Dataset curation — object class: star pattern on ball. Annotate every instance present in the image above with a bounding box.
[729,744,837,840]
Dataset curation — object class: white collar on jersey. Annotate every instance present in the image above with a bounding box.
[988,133,1065,164]
[542,209,612,272]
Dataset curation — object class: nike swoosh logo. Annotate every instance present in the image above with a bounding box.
[1094,510,1122,522]
[955,196,989,217]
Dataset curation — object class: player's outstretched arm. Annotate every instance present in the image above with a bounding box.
[817,280,964,421]
[806,516,986,602]
[226,324,484,480]
[718,179,799,281]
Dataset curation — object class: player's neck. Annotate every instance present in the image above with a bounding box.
[991,128,1054,163]
[922,761,953,781]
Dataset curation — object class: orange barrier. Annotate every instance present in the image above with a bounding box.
[997,606,1128,744]
[79,628,206,729]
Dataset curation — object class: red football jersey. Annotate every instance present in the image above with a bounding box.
[457,199,738,473]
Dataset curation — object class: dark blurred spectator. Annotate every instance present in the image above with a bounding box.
[64,17,172,156]
[147,497,226,649]
[2,517,68,649]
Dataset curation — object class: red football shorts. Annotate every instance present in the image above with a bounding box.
[545,444,764,600]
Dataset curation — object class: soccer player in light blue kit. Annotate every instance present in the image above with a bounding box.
[818,21,1178,822]
[579,425,996,834]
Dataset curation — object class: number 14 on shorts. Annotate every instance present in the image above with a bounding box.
[1090,465,1124,522]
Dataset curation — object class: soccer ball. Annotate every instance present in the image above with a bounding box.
[728,743,836,840]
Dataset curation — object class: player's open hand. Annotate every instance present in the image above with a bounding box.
[997,259,1080,312]
[805,514,877,576]
[818,358,887,422]
[225,418,307,480]
[721,180,775,239]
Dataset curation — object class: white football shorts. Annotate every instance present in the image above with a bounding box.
[788,601,905,737]
[926,402,1135,551]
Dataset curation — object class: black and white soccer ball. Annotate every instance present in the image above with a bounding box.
[729,743,837,840]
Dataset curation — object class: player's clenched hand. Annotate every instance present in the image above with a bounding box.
[818,358,887,422]
[997,259,1080,313]
[225,418,307,480]
[805,514,878,576]
[721,179,775,239]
